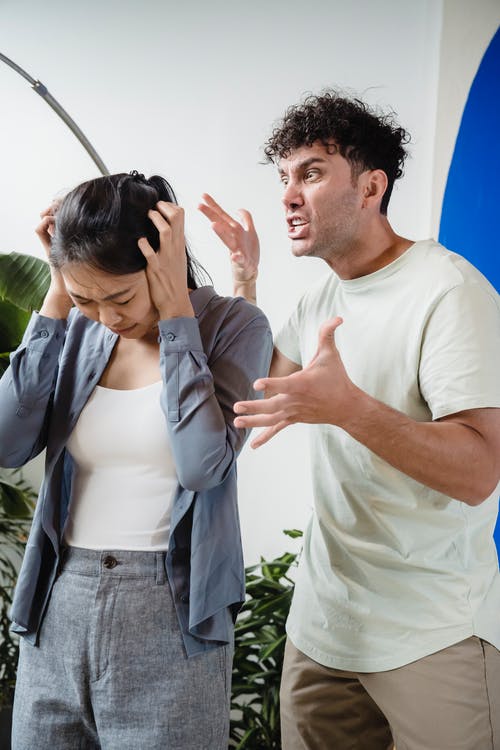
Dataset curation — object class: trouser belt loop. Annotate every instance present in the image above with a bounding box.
[155,552,167,585]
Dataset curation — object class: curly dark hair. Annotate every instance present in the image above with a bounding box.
[264,91,410,214]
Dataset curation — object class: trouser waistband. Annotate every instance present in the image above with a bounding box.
[59,546,167,583]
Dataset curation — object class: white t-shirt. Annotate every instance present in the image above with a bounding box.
[64,380,177,551]
[276,239,500,672]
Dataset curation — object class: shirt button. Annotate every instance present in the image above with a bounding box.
[103,555,118,569]
[39,330,49,338]
[180,593,189,604]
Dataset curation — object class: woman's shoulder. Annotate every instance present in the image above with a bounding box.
[193,286,270,330]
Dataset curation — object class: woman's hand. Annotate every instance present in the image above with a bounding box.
[198,193,259,303]
[138,201,194,320]
[37,204,73,319]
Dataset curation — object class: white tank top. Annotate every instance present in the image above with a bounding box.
[64,381,177,550]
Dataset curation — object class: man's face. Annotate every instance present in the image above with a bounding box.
[278,141,364,263]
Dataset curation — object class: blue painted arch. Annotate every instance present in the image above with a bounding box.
[438,26,500,554]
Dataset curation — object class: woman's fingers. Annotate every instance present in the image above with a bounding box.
[137,236,158,264]
[147,203,186,267]
[138,202,193,319]
[35,215,55,253]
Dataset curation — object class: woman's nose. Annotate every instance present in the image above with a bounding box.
[99,307,123,327]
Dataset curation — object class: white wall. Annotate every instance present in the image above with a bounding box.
[432,0,500,237]
[1,0,442,563]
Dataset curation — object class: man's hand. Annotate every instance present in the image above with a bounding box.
[234,317,357,447]
[235,317,500,505]
[198,193,259,302]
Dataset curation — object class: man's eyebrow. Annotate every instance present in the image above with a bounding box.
[69,287,134,302]
[278,157,327,175]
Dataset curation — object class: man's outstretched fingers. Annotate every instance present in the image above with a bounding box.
[234,393,284,415]
[237,208,256,233]
[199,194,237,226]
[250,422,287,449]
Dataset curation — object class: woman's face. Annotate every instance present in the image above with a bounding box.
[61,263,159,340]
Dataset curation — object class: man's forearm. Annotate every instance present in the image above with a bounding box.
[234,319,500,501]
[342,388,500,505]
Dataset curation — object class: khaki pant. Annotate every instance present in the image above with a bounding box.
[280,636,500,750]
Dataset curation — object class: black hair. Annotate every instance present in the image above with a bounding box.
[264,91,410,214]
[51,171,210,288]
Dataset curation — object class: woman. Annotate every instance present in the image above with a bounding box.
[0,172,272,749]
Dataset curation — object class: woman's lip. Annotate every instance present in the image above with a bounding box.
[110,324,136,334]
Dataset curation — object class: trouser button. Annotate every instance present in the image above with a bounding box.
[103,555,118,569]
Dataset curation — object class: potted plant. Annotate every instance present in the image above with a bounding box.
[0,251,49,745]
[229,529,302,749]
[0,472,34,742]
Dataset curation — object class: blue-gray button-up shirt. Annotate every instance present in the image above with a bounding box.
[0,286,273,656]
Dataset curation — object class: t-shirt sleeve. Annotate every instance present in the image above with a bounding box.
[274,305,303,366]
[419,281,500,419]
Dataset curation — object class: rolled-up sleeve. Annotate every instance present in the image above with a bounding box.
[0,313,66,466]
[158,306,272,491]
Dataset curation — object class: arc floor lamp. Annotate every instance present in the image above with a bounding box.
[0,51,109,176]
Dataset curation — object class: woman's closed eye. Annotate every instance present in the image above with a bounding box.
[73,296,133,307]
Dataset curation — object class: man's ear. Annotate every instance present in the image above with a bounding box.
[360,170,388,208]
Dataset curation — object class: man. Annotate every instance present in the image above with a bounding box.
[199,91,500,750]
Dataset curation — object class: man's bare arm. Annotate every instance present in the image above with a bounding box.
[198,193,259,303]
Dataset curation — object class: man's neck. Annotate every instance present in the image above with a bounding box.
[327,217,413,280]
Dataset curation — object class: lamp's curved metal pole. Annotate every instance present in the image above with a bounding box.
[0,52,110,176]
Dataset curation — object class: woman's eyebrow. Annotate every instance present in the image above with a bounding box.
[68,287,134,302]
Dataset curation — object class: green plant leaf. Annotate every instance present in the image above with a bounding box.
[283,528,303,539]
[0,299,30,354]
[0,471,35,518]
[0,353,10,377]
[259,633,287,661]
[0,252,50,312]
[0,470,32,706]
[230,530,303,749]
